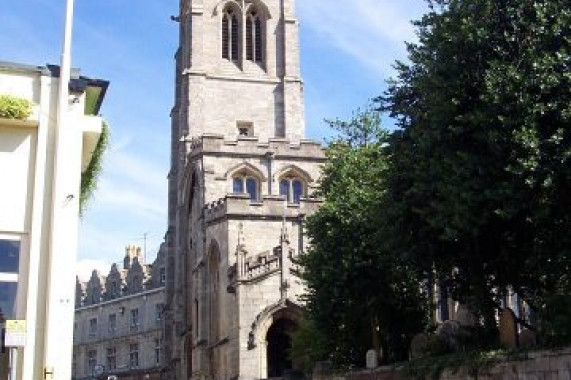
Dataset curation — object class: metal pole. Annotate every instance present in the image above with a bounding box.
[44,0,77,378]
[57,0,74,114]
[9,348,17,380]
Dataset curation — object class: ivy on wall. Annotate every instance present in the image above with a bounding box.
[80,121,109,215]
[0,94,33,119]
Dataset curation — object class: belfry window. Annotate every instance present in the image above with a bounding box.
[279,178,304,204]
[233,175,259,201]
[222,8,239,61]
[246,9,263,63]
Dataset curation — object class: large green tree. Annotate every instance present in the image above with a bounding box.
[296,107,427,368]
[380,0,570,336]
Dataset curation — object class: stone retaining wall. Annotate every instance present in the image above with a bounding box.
[313,348,571,380]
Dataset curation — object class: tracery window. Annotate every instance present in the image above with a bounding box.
[233,175,259,201]
[222,7,240,61]
[279,177,304,204]
[246,9,263,63]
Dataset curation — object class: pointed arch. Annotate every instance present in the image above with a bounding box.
[246,300,304,378]
[220,2,242,61]
[247,300,304,350]
[182,163,203,208]
[224,161,267,181]
[246,6,265,64]
[274,165,313,204]
[212,0,243,16]
[213,0,272,19]
[225,162,266,201]
[273,164,313,183]
[244,0,272,20]
[224,162,266,184]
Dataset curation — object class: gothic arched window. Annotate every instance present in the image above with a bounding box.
[279,177,304,204]
[233,175,259,201]
[222,7,240,61]
[246,9,263,63]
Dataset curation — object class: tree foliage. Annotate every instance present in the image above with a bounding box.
[299,0,571,367]
[297,107,427,368]
[379,0,571,333]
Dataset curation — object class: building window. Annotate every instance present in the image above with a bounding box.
[0,237,21,319]
[89,318,98,336]
[106,347,117,371]
[246,9,263,63]
[72,353,77,376]
[155,303,164,324]
[233,176,259,201]
[108,314,116,334]
[129,343,139,369]
[154,338,163,365]
[130,308,139,330]
[279,178,304,204]
[222,7,239,61]
[159,267,166,285]
[87,350,97,374]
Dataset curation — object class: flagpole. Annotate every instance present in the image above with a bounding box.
[57,0,74,114]
[45,0,77,378]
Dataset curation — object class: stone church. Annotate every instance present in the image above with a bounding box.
[163,0,325,379]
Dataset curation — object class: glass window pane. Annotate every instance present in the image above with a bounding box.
[279,180,289,201]
[222,14,229,59]
[246,178,257,200]
[292,180,303,204]
[233,177,244,193]
[254,16,263,63]
[0,240,20,273]
[231,15,239,61]
[0,282,18,319]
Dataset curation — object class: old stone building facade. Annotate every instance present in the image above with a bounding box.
[73,245,166,380]
[164,0,325,379]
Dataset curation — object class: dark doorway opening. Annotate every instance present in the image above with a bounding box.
[266,318,298,378]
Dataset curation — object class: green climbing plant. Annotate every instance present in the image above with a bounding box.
[80,120,109,215]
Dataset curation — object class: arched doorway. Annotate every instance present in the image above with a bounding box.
[266,318,298,378]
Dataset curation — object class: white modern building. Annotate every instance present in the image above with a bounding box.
[0,61,108,380]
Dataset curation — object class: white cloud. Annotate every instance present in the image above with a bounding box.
[87,138,168,221]
[298,0,428,77]
[78,141,167,267]
[105,147,167,196]
[76,258,113,282]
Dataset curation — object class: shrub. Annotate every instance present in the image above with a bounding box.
[0,95,33,119]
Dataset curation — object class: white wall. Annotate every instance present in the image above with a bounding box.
[0,126,37,232]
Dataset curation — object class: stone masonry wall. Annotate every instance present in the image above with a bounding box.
[313,348,571,380]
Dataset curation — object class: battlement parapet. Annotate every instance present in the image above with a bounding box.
[188,134,326,161]
[204,193,322,224]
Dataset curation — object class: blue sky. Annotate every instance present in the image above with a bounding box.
[1,0,428,279]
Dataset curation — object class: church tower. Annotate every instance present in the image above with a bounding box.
[164,0,325,379]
